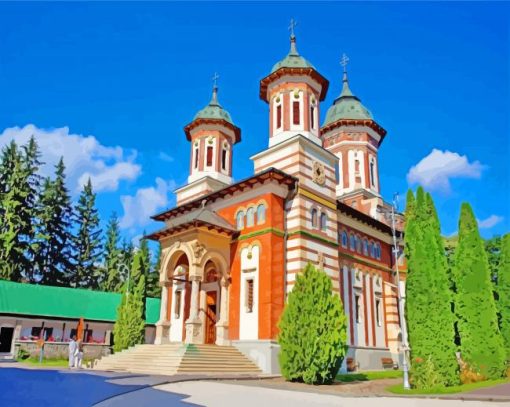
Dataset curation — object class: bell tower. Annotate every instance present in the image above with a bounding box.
[321,55,387,217]
[175,75,241,206]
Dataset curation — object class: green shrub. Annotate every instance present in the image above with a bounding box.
[16,348,30,360]
[278,262,347,385]
[410,356,442,390]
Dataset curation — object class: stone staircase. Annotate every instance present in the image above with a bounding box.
[93,343,262,376]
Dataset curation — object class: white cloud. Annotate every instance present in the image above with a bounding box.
[158,152,174,162]
[0,124,141,193]
[407,149,485,193]
[119,177,176,230]
[477,215,503,229]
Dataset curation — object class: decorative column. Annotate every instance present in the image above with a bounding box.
[155,281,172,345]
[216,277,230,346]
[185,275,203,344]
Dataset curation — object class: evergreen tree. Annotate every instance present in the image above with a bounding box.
[454,203,505,379]
[119,239,134,284]
[36,158,73,286]
[405,188,459,387]
[498,234,510,360]
[101,213,121,292]
[278,263,347,385]
[113,252,146,353]
[146,245,162,298]
[70,178,102,289]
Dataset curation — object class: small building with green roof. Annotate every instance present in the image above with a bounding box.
[0,280,160,360]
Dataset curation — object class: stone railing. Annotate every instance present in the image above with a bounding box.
[15,340,112,360]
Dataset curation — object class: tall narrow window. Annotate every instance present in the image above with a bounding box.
[355,295,361,323]
[356,236,362,253]
[276,105,282,128]
[311,208,318,228]
[221,149,227,171]
[376,298,382,326]
[293,101,300,125]
[246,207,255,227]
[246,279,254,313]
[363,239,368,256]
[341,231,348,248]
[370,160,375,186]
[350,234,356,251]
[320,212,327,231]
[194,148,199,169]
[236,211,245,230]
[175,291,182,319]
[256,204,266,224]
[206,146,213,167]
[310,105,315,129]
[355,158,360,172]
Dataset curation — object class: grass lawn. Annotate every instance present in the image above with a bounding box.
[387,378,510,395]
[19,357,70,367]
[336,370,403,382]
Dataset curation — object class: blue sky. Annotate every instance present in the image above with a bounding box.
[0,2,508,243]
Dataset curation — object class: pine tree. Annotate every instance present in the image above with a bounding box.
[278,263,347,385]
[499,234,510,360]
[101,213,121,292]
[454,203,506,379]
[405,188,459,387]
[146,245,162,298]
[70,178,102,289]
[113,252,146,353]
[119,239,134,285]
[36,158,73,286]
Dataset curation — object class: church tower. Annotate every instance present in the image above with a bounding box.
[175,78,241,205]
[321,55,387,217]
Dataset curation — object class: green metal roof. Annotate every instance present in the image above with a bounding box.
[0,280,160,325]
[323,71,373,125]
[271,36,315,73]
[193,86,234,125]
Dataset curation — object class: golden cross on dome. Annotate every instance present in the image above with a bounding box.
[212,72,219,88]
[288,18,298,37]
[340,53,349,73]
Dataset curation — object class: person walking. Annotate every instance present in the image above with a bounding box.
[74,339,84,369]
[68,335,77,368]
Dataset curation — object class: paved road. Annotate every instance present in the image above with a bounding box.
[0,367,193,407]
[158,381,504,407]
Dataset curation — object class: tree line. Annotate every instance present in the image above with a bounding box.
[405,187,509,389]
[0,137,161,298]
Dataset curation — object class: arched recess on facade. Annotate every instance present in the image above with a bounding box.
[161,243,194,283]
[199,249,229,284]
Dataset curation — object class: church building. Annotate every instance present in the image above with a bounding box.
[147,29,406,374]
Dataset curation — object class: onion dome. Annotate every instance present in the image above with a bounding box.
[193,85,234,125]
[270,35,315,73]
[323,71,373,125]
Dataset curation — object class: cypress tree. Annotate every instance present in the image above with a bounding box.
[101,213,121,292]
[278,263,347,385]
[70,178,102,289]
[454,203,505,379]
[113,251,146,352]
[119,239,134,285]
[499,234,510,360]
[146,245,162,298]
[37,158,73,286]
[405,188,458,387]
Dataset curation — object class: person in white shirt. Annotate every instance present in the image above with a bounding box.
[68,335,77,368]
[74,339,84,369]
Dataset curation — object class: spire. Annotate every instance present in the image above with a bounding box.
[337,53,358,101]
[209,72,220,106]
[288,18,299,56]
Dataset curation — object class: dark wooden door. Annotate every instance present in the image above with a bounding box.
[0,327,14,353]
[205,291,217,344]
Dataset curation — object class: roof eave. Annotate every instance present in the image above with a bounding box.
[184,118,241,144]
[321,118,387,144]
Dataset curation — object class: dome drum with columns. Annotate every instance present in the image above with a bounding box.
[148,23,407,375]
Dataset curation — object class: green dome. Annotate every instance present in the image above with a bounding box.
[270,36,315,73]
[193,87,234,125]
[323,72,373,125]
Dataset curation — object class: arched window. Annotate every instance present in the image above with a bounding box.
[311,208,318,228]
[369,242,374,258]
[356,236,362,253]
[256,204,266,224]
[320,212,327,231]
[236,211,245,230]
[246,207,255,227]
[374,243,381,260]
[341,231,348,248]
[363,239,368,256]
[350,234,356,251]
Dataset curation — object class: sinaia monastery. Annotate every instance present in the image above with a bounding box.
[146,31,407,374]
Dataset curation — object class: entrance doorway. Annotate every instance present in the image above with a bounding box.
[205,291,217,344]
[0,327,14,353]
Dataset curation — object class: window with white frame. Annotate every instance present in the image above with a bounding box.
[256,204,266,224]
[174,290,182,319]
[355,294,362,323]
[245,279,254,313]
[341,231,348,248]
[246,207,255,227]
[375,297,382,326]
[311,208,318,229]
[236,211,245,230]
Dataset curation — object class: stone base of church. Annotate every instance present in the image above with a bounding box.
[154,321,171,344]
[339,346,396,372]
[232,340,280,374]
